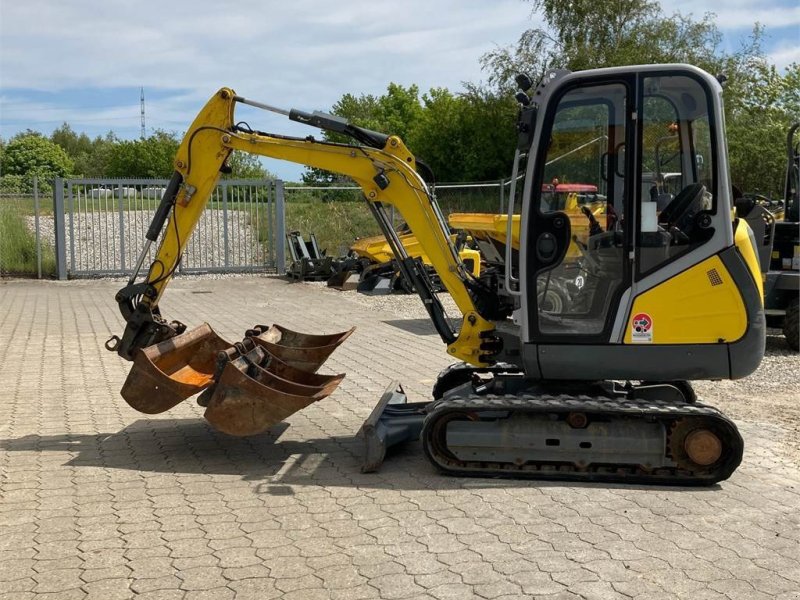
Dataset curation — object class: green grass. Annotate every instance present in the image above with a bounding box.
[284,201,382,256]
[0,203,55,276]
[278,189,504,257]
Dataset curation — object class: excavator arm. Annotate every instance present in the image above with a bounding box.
[110,87,499,368]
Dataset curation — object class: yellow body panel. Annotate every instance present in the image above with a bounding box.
[624,255,748,344]
[351,231,431,264]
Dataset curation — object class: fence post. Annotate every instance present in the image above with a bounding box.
[499,178,505,214]
[222,182,230,268]
[68,182,76,275]
[117,183,126,272]
[275,180,286,275]
[53,178,68,280]
[34,176,42,279]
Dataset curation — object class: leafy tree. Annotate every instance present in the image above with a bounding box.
[414,86,517,182]
[224,151,274,179]
[106,130,179,178]
[482,0,722,91]
[302,84,425,189]
[481,0,797,196]
[50,123,117,177]
[303,82,516,186]
[0,132,74,190]
[0,174,27,194]
[51,123,93,158]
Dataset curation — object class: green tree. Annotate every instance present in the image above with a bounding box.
[481,0,796,196]
[302,84,425,188]
[413,86,517,182]
[482,0,724,91]
[302,82,517,185]
[106,130,179,178]
[50,123,117,177]
[51,123,93,158]
[0,132,74,190]
[224,151,274,179]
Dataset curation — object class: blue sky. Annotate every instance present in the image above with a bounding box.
[1,0,798,181]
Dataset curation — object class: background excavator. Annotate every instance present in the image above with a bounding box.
[109,63,766,485]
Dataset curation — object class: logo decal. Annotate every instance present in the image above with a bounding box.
[631,312,653,343]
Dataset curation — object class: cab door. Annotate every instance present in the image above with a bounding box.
[521,76,635,345]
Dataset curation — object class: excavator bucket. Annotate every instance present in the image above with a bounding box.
[120,323,231,414]
[249,324,355,372]
[120,323,352,436]
[203,351,345,436]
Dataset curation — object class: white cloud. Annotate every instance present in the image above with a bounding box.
[0,0,536,177]
[2,0,796,151]
[769,44,800,69]
[0,0,530,104]
[661,0,800,29]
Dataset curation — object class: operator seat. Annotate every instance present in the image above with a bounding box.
[658,182,705,228]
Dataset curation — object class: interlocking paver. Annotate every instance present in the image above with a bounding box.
[1,277,799,600]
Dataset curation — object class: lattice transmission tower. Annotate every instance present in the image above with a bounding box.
[140,87,146,139]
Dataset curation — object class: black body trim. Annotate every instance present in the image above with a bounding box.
[720,246,766,379]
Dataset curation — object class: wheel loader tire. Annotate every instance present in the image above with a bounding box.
[783,296,799,351]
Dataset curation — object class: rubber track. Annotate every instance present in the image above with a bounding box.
[421,394,744,486]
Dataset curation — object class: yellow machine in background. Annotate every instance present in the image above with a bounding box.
[109,64,765,486]
[448,195,605,264]
[348,233,481,292]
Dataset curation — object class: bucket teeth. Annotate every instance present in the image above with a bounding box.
[119,322,352,436]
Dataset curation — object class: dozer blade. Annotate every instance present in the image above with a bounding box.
[359,381,429,473]
[249,324,355,372]
[120,323,231,414]
[203,348,345,436]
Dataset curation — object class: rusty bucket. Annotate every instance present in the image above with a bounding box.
[203,350,345,436]
[120,323,231,414]
[249,324,355,372]
[120,322,352,436]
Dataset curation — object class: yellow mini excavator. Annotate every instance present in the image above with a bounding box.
[109,64,765,485]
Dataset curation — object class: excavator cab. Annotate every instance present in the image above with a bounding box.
[364,66,764,484]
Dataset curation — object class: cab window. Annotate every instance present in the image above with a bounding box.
[637,75,716,277]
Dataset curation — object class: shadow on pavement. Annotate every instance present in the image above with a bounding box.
[0,418,721,493]
[381,319,438,336]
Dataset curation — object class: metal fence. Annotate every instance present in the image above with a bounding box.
[283,180,511,214]
[1,176,511,279]
[51,178,285,279]
[280,181,513,258]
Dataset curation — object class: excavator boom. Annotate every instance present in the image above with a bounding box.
[109,88,498,436]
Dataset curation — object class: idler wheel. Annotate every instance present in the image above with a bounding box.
[684,429,722,466]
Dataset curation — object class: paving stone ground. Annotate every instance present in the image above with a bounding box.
[1,276,798,600]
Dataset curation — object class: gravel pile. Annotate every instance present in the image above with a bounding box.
[26,209,267,272]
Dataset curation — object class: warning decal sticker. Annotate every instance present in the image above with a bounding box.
[631,312,653,343]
